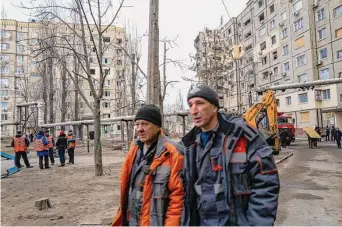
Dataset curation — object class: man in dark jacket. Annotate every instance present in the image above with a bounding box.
[181,85,280,226]
[325,126,330,141]
[56,131,68,167]
[11,131,33,168]
[336,127,342,148]
[331,126,336,142]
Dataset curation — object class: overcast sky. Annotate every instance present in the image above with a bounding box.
[1,0,248,106]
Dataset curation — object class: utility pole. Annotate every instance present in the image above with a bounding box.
[146,0,161,107]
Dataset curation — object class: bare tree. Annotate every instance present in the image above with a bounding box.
[18,0,131,176]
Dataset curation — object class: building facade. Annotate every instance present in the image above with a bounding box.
[194,0,342,128]
[0,19,132,138]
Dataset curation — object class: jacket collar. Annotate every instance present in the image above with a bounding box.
[182,112,236,147]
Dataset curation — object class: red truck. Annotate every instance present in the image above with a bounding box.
[277,113,296,145]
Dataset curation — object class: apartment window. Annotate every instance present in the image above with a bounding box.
[296,54,306,67]
[1,113,8,121]
[17,45,24,52]
[0,55,9,63]
[259,13,265,22]
[298,73,308,83]
[270,4,275,14]
[258,0,263,8]
[92,47,96,52]
[116,49,122,55]
[319,68,329,80]
[270,19,276,30]
[1,102,8,111]
[0,66,9,74]
[89,57,93,63]
[295,37,305,48]
[281,28,288,39]
[244,19,251,26]
[259,26,266,37]
[282,44,289,55]
[337,50,342,59]
[271,35,276,45]
[103,58,109,64]
[0,30,10,38]
[298,93,308,104]
[293,0,303,12]
[90,69,95,75]
[335,28,342,38]
[281,11,287,21]
[273,51,278,60]
[262,71,269,80]
[322,89,331,100]
[117,125,121,131]
[1,43,10,50]
[102,114,111,119]
[294,18,304,31]
[0,78,9,87]
[283,62,290,72]
[285,96,292,105]
[333,5,342,17]
[117,81,121,87]
[103,37,110,42]
[105,80,111,87]
[318,27,327,40]
[319,48,328,60]
[103,102,110,108]
[0,90,8,97]
[317,8,325,21]
[260,41,266,50]
[274,67,279,76]
[261,56,267,65]
[104,91,110,97]
[16,67,24,74]
[117,59,122,66]
[300,111,310,122]
[90,91,93,96]
[17,55,24,64]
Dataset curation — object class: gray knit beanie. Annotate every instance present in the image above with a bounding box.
[187,84,220,108]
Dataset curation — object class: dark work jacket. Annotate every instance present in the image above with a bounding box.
[56,135,68,149]
[180,113,280,226]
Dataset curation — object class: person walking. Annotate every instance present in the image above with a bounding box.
[336,127,342,148]
[45,130,55,165]
[331,126,336,142]
[325,126,330,141]
[11,131,33,168]
[181,85,280,226]
[112,104,184,226]
[34,130,50,169]
[56,131,68,167]
[67,130,76,164]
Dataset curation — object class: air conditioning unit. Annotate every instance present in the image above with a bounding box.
[279,22,284,27]
[282,72,287,77]
[3,96,9,100]
[293,11,299,16]
[315,90,322,101]
[316,60,323,66]
[313,3,318,8]
[258,51,263,56]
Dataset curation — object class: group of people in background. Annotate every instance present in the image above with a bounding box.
[324,125,342,148]
[11,129,76,169]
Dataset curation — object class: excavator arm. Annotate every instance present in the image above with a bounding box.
[243,90,281,154]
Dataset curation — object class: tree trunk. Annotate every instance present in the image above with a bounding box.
[60,64,67,131]
[93,98,103,176]
[48,57,54,123]
[42,63,48,124]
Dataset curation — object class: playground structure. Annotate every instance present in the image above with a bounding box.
[0,152,21,179]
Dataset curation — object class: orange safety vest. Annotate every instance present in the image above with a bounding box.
[47,136,54,148]
[34,138,48,152]
[67,135,76,148]
[13,137,27,152]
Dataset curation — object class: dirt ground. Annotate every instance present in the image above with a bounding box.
[1,141,126,226]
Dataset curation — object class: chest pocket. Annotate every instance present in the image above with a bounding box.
[231,163,251,196]
[153,166,171,199]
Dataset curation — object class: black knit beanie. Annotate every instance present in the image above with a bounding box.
[187,84,220,108]
[135,104,162,127]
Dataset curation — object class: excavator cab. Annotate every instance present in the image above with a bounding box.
[243,90,281,155]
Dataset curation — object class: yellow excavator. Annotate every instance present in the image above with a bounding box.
[243,90,281,154]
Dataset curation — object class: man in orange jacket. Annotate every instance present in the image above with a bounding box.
[112,104,184,226]
[11,131,33,168]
